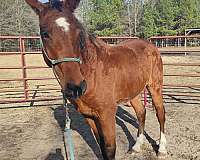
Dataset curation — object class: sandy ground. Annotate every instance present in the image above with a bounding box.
[0,102,200,160]
[0,105,65,160]
[0,54,200,160]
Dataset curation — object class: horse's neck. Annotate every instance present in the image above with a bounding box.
[81,36,107,76]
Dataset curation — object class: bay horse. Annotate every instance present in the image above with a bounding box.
[25,0,167,159]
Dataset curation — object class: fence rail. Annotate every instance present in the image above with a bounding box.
[149,35,200,55]
[0,36,200,104]
[150,35,200,47]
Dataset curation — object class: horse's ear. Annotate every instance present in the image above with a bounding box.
[63,0,81,12]
[25,0,46,15]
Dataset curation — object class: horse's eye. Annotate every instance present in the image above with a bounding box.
[41,31,49,38]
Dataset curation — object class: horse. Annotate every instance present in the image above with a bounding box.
[25,0,167,159]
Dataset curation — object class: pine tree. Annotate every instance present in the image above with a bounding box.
[139,0,158,38]
[139,0,200,37]
[155,0,178,35]
[87,0,124,36]
[175,0,200,34]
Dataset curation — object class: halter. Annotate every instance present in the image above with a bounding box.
[40,38,82,66]
[51,57,82,65]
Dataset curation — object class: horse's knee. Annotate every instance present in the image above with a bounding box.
[137,109,146,121]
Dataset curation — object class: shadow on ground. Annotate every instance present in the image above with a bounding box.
[51,105,159,159]
[116,106,158,153]
[45,148,64,160]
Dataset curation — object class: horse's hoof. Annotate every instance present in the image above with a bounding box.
[157,152,167,159]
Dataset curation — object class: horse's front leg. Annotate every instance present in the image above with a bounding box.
[96,109,116,160]
[85,117,100,144]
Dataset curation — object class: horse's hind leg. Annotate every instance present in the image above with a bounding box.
[147,84,167,157]
[130,95,146,153]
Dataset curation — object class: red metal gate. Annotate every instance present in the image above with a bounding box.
[0,36,139,104]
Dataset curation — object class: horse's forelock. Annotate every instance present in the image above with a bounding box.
[49,0,63,11]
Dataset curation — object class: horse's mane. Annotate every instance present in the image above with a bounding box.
[89,34,106,49]
[74,16,106,59]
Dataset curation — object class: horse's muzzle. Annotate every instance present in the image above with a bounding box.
[64,80,87,99]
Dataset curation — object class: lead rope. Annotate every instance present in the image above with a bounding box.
[39,37,75,160]
[53,66,75,160]
[63,93,75,160]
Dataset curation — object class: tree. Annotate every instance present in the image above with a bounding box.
[139,0,200,38]
[155,0,178,35]
[77,0,93,26]
[139,0,158,38]
[123,0,144,36]
[86,0,124,36]
[0,0,38,36]
[175,0,200,34]
[0,0,199,37]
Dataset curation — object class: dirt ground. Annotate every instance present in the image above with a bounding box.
[0,101,200,160]
[0,54,200,160]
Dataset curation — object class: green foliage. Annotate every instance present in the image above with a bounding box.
[175,0,200,34]
[0,0,199,37]
[87,0,124,36]
[140,0,200,38]
[155,0,178,35]
[139,2,158,38]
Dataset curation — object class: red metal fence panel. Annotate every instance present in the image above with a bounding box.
[0,36,199,105]
[0,36,139,104]
[149,35,200,54]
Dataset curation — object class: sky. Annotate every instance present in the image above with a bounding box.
[39,0,49,3]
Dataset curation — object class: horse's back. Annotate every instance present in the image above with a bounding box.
[120,39,163,87]
[119,39,163,71]
[119,39,160,57]
[107,39,163,101]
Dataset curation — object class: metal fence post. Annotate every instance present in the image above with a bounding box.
[19,36,28,99]
[144,88,147,107]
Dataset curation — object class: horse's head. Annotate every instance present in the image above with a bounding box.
[26,0,87,99]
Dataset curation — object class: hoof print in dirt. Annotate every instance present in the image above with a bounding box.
[157,152,167,159]
[127,149,141,156]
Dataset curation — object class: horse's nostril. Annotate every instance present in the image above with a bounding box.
[64,89,73,98]
[79,80,87,95]
[64,80,86,99]
[66,82,76,90]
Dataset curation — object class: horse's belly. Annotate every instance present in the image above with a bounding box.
[114,66,149,102]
